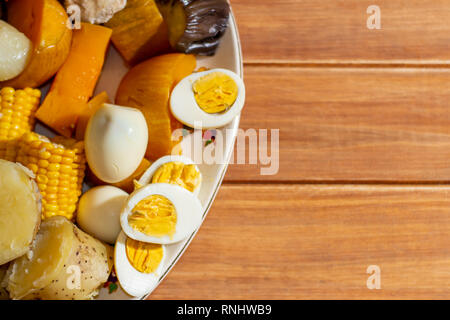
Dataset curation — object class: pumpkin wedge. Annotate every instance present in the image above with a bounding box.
[1,0,72,88]
[116,53,196,160]
[36,23,112,138]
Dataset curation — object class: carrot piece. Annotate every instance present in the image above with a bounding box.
[75,91,109,141]
[36,23,112,137]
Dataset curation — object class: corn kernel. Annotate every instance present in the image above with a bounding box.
[16,132,86,220]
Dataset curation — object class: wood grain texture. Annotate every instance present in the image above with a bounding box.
[232,0,450,64]
[225,66,450,182]
[150,185,450,300]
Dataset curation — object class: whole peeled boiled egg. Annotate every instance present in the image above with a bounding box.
[170,68,245,129]
[137,155,202,196]
[85,104,148,183]
[115,231,166,297]
[77,186,129,244]
[120,183,203,245]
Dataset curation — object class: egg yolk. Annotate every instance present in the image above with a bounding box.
[193,72,238,114]
[128,195,177,238]
[126,238,163,274]
[152,162,201,193]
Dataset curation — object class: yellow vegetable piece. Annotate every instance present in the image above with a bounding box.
[152,161,201,193]
[0,160,41,266]
[128,195,177,238]
[16,132,86,220]
[193,72,238,114]
[0,87,41,161]
[125,238,163,274]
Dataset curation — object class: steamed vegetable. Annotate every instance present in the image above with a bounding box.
[1,0,72,88]
[156,0,230,55]
[5,216,113,300]
[16,132,86,221]
[0,160,41,266]
[106,0,170,65]
[0,87,41,162]
[36,22,112,137]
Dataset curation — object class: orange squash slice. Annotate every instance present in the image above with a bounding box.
[115,53,196,160]
[1,0,72,88]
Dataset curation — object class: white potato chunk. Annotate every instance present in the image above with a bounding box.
[5,216,113,300]
[0,160,41,265]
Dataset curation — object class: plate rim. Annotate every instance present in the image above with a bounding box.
[140,9,244,300]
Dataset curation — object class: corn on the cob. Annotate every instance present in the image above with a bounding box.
[16,132,86,220]
[0,87,41,161]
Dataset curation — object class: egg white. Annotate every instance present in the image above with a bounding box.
[120,183,203,245]
[114,231,166,298]
[170,68,246,129]
[138,155,202,197]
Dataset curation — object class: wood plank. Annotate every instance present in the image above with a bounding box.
[232,0,450,64]
[225,66,450,182]
[150,184,450,300]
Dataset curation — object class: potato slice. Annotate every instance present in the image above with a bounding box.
[5,216,113,300]
[0,160,41,265]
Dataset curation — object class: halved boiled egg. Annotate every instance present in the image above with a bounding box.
[170,68,245,129]
[114,231,166,297]
[138,155,202,196]
[120,183,203,244]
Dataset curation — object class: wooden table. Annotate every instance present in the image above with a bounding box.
[151,0,450,299]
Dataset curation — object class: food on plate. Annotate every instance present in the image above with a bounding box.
[4,216,113,300]
[156,0,230,55]
[0,264,8,300]
[0,87,41,161]
[64,0,127,24]
[138,155,202,196]
[114,231,166,297]
[1,0,72,88]
[16,132,86,220]
[36,22,112,137]
[170,68,245,129]
[0,160,41,265]
[85,103,148,183]
[77,186,129,244]
[0,20,32,81]
[105,0,170,65]
[75,91,110,141]
[88,158,152,193]
[120,183,203,244]
[116,53,196,160]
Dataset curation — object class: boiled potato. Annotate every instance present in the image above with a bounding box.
[5,216,113,300]
[0,160,41,265]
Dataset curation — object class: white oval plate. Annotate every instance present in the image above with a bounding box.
[36,10,243,300]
